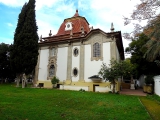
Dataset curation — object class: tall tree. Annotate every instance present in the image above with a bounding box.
[125,33,160,77]
[10,0,39,88]
[124,0,160,65]
[143,16,160,62]
[0,43,15,83]
[123,0,160,38]
[0,43,10,82]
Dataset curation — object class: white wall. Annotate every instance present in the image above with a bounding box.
[95,86,111,92]
[38,49,49,81]
[60,85,89,91]
[154,75,160,96]
[72,46,80,81]
[103,42,111,64]
[84,43,110,82]
[56,47,68,82]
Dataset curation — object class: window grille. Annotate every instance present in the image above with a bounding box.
[93,43,101,57]
[49,65,55,77]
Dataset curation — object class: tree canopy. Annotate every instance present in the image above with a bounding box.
[124,0,160,38]
[99,59,136,93]
[124,0,160,64]
[143,16,160,62]
[10,0,39,87]
[0,43,16,81]
[10,0,38,75]
[125,33,160,77]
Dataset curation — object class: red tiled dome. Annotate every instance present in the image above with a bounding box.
[56,10,90,36]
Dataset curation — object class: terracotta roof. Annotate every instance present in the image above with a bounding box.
[40,10,124,60]
[56,10,90,36]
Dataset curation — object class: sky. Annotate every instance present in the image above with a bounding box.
[0,0,142,58]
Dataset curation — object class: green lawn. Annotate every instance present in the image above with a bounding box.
[140,95,160,120]
[0,84,152,120]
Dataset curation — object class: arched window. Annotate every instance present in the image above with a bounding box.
[49,65,55,77]
[93,42,101,57]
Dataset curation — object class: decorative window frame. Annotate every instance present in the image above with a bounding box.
[72,67,78,77]
[47,57,57,80]
[91,41,103,61]
[47,46,58,80]
[65,22,73,31]
[49,46,57,57]
[73,47,79,57]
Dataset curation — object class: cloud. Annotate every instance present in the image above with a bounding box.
[0,0,59,10]
[35,0,59,10]
[0,0,144,53]
[0,0,28,7]
[37,20,57,38]
[7,23,13,27]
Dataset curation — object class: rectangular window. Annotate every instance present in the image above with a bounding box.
[93,43,101,57]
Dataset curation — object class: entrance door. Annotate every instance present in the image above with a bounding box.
[93,84,99,92]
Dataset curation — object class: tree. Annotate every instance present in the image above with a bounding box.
[0,43,9,82]
[124,0,160,64]
[99,62,118,93]
[124,0,160,38]
[99,60,136,93]
[143,16,160,62]
[10,0,39,88]
[125,33,160,77]
[0,43,16,83]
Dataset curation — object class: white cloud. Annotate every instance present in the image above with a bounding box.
[0,0,28,7]
[35,0,59,10]
[7,23,13,27]
[37,20,57,38]
[0,0,144,55]
[0,0,59,10]
[78,0,89,10]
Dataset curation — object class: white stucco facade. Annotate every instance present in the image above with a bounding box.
[38,49,49,81]
[84,42,111,82]
[56,47,68,82]
[35,10,124,92]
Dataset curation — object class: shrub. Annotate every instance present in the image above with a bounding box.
[145,75,154,85]
[51,76,59,84]
[79,88,85,92]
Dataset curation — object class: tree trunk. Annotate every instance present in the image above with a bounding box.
[112,79,116,93]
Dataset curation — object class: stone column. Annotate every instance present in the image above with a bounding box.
[79,42,85,82]
[66,44,72,84]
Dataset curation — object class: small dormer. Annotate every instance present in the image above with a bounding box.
[65,22,73,31]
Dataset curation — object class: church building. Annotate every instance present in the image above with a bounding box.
[34,10,124,92]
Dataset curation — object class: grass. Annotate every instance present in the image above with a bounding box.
[0,84,152,120]
[140,95,160,120]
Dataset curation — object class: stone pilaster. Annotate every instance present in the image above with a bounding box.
[66,44,72,84]
[110,38,117,60]
[79,42,85,82]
